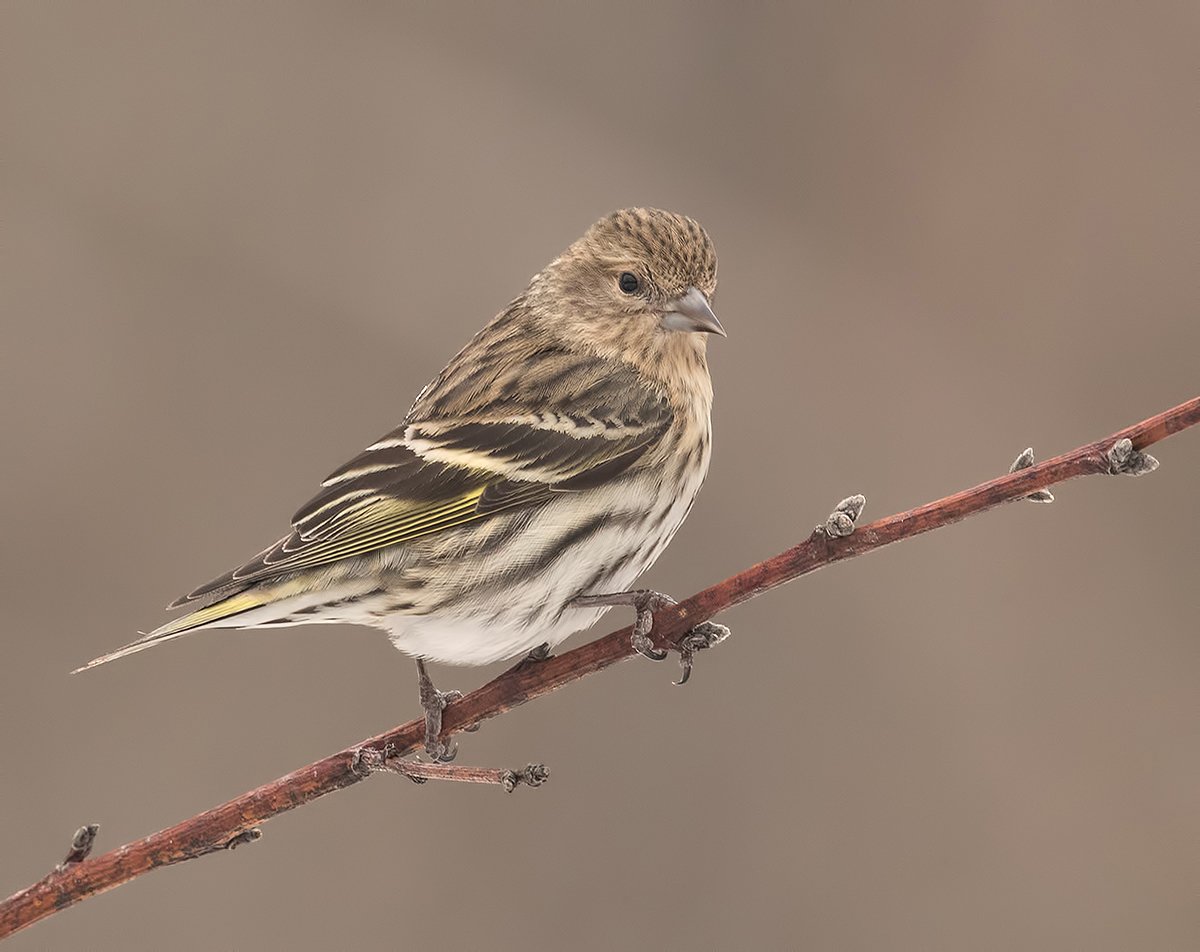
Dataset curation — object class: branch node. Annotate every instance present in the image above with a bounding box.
[821,494,867,538]
[501,764,551,793]
[350,745,387,778]
[353,743,420,780]
[57,824,100,870]
[224,829,262,851]
[1009,447,1055,502]
[1107,437,1159,476]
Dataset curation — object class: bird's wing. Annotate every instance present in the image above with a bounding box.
[169,363,670,608]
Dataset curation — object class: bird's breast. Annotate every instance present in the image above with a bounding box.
[381,419,713,667]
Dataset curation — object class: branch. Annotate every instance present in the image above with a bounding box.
[3,397,1197,939]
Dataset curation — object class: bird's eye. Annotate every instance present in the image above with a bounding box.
[618,272,640,294]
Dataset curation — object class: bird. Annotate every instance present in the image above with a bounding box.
[76,207,727,761]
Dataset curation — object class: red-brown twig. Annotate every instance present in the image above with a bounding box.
[350,747,551,791]
[2,396,1197,939]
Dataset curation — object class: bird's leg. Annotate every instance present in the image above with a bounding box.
[415,658,462,763]
[575,589,731,681]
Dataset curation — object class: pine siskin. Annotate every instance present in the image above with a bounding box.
[77,208,726,759]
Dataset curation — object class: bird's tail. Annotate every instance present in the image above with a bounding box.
[71,590,270,673]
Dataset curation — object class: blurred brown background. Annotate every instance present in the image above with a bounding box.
[2,2,1197,949]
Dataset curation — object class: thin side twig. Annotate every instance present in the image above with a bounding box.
[2,395,1197,940]
[350,746,550,791]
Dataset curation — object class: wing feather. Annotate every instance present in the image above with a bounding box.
[169,356,670,609]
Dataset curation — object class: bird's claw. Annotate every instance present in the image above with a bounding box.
[424,724,458,764]
[575,589,675,661]
[674,621,731,685]
[631,592,674,661]
[632,635,668,661]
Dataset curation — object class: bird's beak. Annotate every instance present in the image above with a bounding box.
[661,287,726,337]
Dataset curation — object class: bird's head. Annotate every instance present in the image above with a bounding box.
[531,208,723,361]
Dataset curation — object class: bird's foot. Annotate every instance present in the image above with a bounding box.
[416,659,462,762]
[674,620,731,685]
[573,589,730,681]
[574,589,674,660]
[512,642,554,672]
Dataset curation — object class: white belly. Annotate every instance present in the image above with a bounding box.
[382,461,707,666]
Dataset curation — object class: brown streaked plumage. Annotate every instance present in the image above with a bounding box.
[75,207,724,758]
